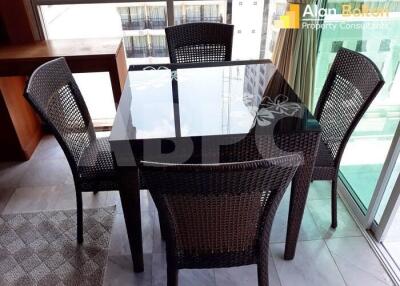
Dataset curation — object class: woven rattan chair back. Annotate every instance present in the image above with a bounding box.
[25,57,96,177]
[141,155,301,286]
[315,48,384,163]
[165,22,234,63]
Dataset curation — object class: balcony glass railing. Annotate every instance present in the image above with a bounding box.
[126,47,149,58]
[121,19,147,30]
[151,47,168,57]
[121,17,166,30]
[148,18,167,29]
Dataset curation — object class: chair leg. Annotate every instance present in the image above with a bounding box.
[167,265,178,286]
[76,191,84,244]
[331,179,338,229]
[158,214,166,241]
[257,261,269,286]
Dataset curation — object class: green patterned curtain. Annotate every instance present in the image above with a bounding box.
[272,0,320,109]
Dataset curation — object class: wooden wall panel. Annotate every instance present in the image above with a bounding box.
[0,0,43,161]
[0,0,37,44]
[0,77,42,159]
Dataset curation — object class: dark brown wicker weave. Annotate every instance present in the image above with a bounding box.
[165,22,234,63]
[313,48,385,228]
[24,58,119,243]
[141,155,302,286]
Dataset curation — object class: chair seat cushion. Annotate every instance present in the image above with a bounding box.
[77,137,119,191]
[312,140,336,180]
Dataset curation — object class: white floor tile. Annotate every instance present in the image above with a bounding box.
[326,237,393,286]
[271,240,346,286]
[307,198,362,239]
[271,196,322,243]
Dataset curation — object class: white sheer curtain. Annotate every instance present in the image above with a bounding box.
[117,7,130,22]
[203,5,219,21]
[174,5,183,24]
[186,5,201,22]
[148,6,166,21]
[130,6,146,20]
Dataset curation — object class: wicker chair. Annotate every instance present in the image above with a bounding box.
[141,155,302,286]
[165,22,234,63]
[24,57,119,244]
[312,48,385,228]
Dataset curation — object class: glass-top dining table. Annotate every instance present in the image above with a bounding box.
[109,60,321,272]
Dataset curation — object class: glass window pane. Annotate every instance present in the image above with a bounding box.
[40,2,168,123]
[376,153,400,224]
[314,7,400,210]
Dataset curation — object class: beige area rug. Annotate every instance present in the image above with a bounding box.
[0,207,116,286]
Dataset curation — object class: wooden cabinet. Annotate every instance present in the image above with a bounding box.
[0,38,128,161]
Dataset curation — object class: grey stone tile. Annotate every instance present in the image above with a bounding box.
[18,159,73,188]
[2,186,59,214]
[307,181,332,201]
[215,253,281,286]
[152,253,216,286]
[82,191,113,209]
[141,210,155,254]
[0,161,30,188]
[108,190,155,216]
[152,210,165,254]
[180,269,216,286]
[31,135,65,161]
[103,254,152,286]
[52,184,113,211]
[0,188,15,214]
[383,241,400,277]
[326,237,393,286]
[307,198,362,239]
[108,211,153,257]
[271,241,346,286]
[271,195,322,243]
[109,214,131,257]
[106,191,121,214]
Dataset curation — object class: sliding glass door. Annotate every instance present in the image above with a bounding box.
[315,2,400,218]
[315,0,400,276]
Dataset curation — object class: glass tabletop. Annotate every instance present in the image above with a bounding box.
[110,61,320,143]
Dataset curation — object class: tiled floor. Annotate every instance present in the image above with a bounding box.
[0,135,394,286]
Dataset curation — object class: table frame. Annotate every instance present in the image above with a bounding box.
[111,60,321,272]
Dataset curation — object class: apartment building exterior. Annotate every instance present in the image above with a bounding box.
[117,1,226,60]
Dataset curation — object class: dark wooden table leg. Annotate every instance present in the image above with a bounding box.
[283,133,320,260]
[119,167,144,272]
[284,169,310,260]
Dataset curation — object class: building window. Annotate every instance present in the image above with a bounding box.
[185,5,202,23]
[151,35,168,57]
[148,6,166,29]
[118,5,166,31]
[356,40,367,52]
[331,41,343,53]
[379,39,391,52]
[203,5,221,23]
[125,35,149,58]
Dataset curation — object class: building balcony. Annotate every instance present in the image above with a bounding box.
[126,47,149,58]
[203,15,223,23]
[121,18,166,31]
[148,18,167,29]
[121,19,147,30]
[151,47,168,57]
[175,15,223,24]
